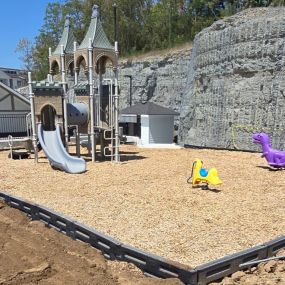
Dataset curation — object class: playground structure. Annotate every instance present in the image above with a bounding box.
[2,6,285,285]
[7,135,31,160]
[187,158,222,187]
[253,132,285,168]
[26,5,120,173]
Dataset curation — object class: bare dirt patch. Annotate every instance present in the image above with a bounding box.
[0,145,284,268]
[0,200,182,285]
[210,250,285,285]
[120,42,192,61]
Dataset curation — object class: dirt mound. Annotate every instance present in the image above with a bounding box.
[0,201,182,285]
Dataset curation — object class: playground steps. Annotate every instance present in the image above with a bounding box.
[0,137,32,151]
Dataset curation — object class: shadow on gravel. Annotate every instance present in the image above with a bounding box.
[192,185,222,193]
[256,165,285,171]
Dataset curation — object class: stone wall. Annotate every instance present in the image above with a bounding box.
[118,48,191,125]
[18,7,285,151]
[178,8,285,151]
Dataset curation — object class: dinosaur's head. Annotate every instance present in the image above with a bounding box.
[252,133,270,145]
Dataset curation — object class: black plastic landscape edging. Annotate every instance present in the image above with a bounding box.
[0,191,284,285]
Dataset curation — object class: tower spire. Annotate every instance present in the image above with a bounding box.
[52,16,76,55]
[92,5,99,19]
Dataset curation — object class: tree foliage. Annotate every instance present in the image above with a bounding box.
[15,38,34,71]
[17,0,285,79]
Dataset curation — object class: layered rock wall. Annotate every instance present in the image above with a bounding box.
[19,8,285,151]
[118,48,191,122]
[178,8,285,151]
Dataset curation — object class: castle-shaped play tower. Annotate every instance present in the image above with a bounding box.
[28,5,120,173]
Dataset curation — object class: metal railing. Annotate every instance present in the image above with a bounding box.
[0,113,29,135]
[26,112,32,137]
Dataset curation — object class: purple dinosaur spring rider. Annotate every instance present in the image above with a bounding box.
[252,133,285,168]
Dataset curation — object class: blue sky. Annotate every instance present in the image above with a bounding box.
[0,0,62,69]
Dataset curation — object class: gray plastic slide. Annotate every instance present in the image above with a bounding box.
[38,124,86,174]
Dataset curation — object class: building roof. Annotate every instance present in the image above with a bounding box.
[120,102,179,116]
[0,81,30,104]
[53,18,76,55]
[0,70,10,79]
[0,67,26,72]
[78,5,113,50]
[0,68,27,82]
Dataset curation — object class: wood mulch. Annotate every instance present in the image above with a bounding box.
[0,145,284,268]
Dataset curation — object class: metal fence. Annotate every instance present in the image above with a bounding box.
[0,113,28,136]
[0,191,284,285]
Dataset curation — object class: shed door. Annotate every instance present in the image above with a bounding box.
[149,115,174,144]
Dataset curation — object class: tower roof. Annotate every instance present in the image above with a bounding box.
[53,18,76,55]
[78,5,113,50]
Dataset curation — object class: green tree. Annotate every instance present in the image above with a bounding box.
[15,38,34,71]
[27,0,285,79]
[33,2,65,79]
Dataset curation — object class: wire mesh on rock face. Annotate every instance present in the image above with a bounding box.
[178,7,285,151]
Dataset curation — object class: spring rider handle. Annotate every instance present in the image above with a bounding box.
[187,159,222,187]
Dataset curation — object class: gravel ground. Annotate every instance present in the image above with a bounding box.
[0,145,284,268]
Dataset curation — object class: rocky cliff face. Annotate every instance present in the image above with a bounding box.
[118,48,191,122]
[19,8,285,151]
[178,8,285,151]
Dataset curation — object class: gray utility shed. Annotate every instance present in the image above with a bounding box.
[120,102,179,145]
[0,82,30,137]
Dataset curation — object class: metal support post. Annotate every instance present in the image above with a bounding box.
[74,41,78,85]
[94,83,99,127]
[88,134,91,156]
[113,4,120,163]
[103,78,114,161]
[99,63,103,128]
[114,41,120,163]
[88,38,95,162]
[48,47,54,82]
[47,74,53,83]
[28,72,38,163]
[75,126,80,157]
[61,45,69,152]
[8,135,13,160]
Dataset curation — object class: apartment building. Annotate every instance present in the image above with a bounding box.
[0,67,28,89]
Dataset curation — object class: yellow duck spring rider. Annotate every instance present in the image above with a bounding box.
[187,159,222,188]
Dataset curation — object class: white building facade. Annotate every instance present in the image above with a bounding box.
[141,114,175,145]
[0,67,27,89]
[120,102,179,146]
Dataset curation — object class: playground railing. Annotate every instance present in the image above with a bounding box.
[26,112,32,138]
[0,113,29,137]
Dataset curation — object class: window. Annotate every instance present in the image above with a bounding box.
[0,79,8,85]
